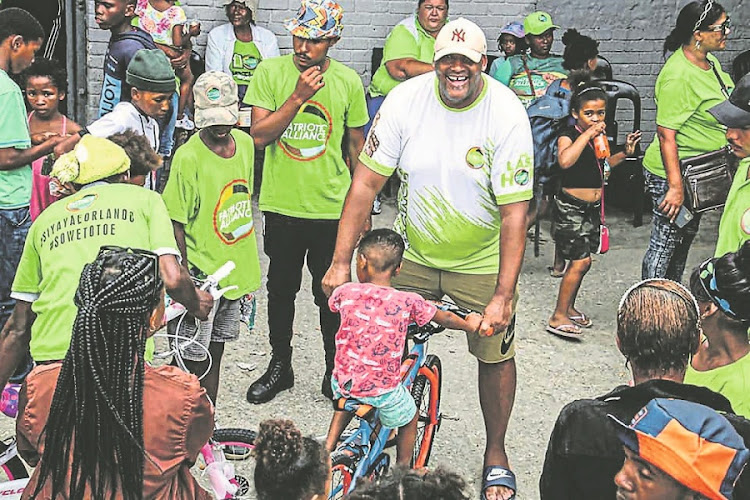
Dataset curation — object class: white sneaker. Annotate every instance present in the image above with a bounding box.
[175,115,195,131]
[371,195,382,215]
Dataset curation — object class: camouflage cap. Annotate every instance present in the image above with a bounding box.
[193,71,240,129]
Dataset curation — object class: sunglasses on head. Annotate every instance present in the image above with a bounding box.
[703,17,731,34]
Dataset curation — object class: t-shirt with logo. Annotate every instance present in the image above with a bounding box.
[231,40,263,103]
[329,282,437,397]
[715,157,750,257]
[244,55,369,220]
[360,72,534,274]
[369,15,436,98]
[161,130,261,298]
[643,48,734,179]
[0,69,32,209]
[491,54,568,108]
[11,183,180,361]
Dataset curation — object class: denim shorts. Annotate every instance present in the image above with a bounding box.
[332,377,417,429]
[0,206,31,323]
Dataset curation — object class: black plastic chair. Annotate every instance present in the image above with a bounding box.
[733,50,750,83]
[591,79,646,226]
[592,55,613,81]
[372,47,384,74]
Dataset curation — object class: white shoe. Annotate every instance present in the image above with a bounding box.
[371,195,382,215]
[175,115,195,131]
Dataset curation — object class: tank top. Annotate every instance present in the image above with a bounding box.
[29,112,67,220]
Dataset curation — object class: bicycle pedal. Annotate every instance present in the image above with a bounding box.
[223,444,253,460]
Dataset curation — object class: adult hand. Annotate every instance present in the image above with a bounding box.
[292,66,325,103]
[194,289,214,321]
[31,132,60,145]
[170,47,191,71]
[479,295,513,337]
[658,185,684,222]
[322,263,351,298]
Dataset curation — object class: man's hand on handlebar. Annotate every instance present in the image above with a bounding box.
[479,295,512,337]
[194,289,214,321]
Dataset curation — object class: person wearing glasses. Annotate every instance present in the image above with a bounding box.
[641,0,734,281]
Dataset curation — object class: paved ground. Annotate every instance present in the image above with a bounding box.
[0,197,723,499]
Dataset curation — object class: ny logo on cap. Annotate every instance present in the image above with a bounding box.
[452,28,466,42]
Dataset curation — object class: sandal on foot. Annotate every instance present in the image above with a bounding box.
[570,314,593,328]
[547,266,565,278]
[482,465,517,500]
[546,324,582,339]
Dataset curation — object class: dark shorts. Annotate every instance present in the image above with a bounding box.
[553,190,601,260]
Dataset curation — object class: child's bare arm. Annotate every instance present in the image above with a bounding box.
[172,25,186,48]
[431,310,482,334]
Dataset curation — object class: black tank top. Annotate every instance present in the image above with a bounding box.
[559,126,603,189]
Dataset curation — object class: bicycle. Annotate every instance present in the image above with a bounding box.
[0,383,28,500]
[327,301,472,499]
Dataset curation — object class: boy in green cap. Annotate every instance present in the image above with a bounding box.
[244,0,369,404]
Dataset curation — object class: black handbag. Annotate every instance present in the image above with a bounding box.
[680,146,736,213]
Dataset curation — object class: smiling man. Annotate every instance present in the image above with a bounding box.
[322,17,533,500]
[243,0,368,404]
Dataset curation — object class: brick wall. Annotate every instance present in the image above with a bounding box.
[85,0,750,141]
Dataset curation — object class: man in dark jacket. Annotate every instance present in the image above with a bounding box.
[539,278,750,499]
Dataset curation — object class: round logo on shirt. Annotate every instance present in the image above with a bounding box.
[465,147,486,169]
[66,194,98,212]
[279,100,332,161]
[514,168,531,186]
[742,208,750,235]
[213,179,254,245]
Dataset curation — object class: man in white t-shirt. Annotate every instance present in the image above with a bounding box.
[322,18,532,500]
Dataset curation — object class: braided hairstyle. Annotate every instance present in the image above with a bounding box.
[32,247,163,500]
[253,419,329,500]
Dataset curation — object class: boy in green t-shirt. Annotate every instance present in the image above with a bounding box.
[162,71,261,404]
[244,0,369,404]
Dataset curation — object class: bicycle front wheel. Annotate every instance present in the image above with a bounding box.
[329,452,356,500]
[410,354,442,468]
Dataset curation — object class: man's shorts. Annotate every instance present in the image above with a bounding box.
[392,259,518,364]
[332,377,416,429]
[168,296,240,362]
[553,190,601,261]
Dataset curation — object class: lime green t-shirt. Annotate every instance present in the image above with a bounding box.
[244,55,369,219]
[715,158,750,257]
[11,183,180,361]
[368,15,436,98]
[162,130,261,298]
[643,48,734,178]
[231,40,263,101]
[0,69,32,209]
[685,351,750,419]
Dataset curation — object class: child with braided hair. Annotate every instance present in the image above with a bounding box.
[16,247,214,500]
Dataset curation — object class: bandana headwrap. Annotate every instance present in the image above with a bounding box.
[284,0,343,39]
[698,257,742,321]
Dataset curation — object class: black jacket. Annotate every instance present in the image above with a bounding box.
[539,379,750,499]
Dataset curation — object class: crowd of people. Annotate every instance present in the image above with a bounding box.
[0,0,749,499]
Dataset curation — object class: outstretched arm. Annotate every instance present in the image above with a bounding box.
[0,301,34,390]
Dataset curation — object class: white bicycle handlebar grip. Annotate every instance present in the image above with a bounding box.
[201,261,236,290]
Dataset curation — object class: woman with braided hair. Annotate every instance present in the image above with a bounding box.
[16,246,214,499]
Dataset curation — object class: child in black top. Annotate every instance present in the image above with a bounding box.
[547,84,641,338]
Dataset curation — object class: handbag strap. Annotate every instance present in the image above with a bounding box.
[521,55,537,99]
[575,125,606,223]
[708,60,730,99]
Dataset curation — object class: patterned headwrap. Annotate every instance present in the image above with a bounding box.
[285,0,343,39]
[698,257,743,321]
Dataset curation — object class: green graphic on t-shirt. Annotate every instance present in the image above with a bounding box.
[213,179,254,244]
[279,100,332,161]
[231,40,263,86]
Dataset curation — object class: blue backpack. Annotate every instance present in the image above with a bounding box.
[526,79,571,183]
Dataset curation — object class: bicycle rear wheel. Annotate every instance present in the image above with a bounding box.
[329,452,356,500]
[0,438,28,482]
[410,354,442,468]
[211,428,256,499]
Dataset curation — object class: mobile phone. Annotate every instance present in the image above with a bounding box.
[657,194,694,228]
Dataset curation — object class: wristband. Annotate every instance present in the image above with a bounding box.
[78,127,89,137]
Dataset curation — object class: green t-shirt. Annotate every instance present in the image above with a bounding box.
[491,54,567,108]
[685,351,750,419]
[162,130,261,298]
[244,55,369,219]
[11,183,180,361]
[643,48,734,178]
[715,158,750,257]
[231,40,263,101]
[0,69,32,209]
[369,15,436,98]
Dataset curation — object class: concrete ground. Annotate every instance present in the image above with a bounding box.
[0,197,722,499]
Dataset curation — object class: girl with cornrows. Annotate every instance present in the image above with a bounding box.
[16,247,214,499]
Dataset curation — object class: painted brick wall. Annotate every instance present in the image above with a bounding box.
[85,0,749,141]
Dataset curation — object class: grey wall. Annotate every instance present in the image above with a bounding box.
[84,0,750,140]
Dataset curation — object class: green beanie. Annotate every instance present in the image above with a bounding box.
[126,49,176,93]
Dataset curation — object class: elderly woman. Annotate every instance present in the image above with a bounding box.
[205,0,280,125]
[641,0,733,281]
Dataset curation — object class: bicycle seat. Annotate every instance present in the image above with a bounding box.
[333,397,377,423]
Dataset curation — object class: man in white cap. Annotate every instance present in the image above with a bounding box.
[323,17,533,500]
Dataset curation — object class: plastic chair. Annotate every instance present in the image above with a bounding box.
[733,50,750,83]
[592,55,613,81]
[372,47,384,74]
[591,79,646,226]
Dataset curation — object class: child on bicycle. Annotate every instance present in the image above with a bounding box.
[546,83,641,339]
[324,229,482,465]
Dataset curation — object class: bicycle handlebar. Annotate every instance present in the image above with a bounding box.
[409,301,475,344]
[200,261,235,291]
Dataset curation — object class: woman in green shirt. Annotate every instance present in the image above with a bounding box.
[641,0,733,281]
[686,241,750,418]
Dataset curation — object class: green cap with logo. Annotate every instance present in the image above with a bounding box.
[523,11,559,36]
[193,71,240,129]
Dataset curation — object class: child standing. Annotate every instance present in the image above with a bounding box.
[24,58,80,220]
[134,0,200,130]
[546,84,641,338]
[324,229,481,465]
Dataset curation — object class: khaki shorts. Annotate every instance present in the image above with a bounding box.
[392,259,518,364]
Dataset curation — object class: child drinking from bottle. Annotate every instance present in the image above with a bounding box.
[546,83,641,339]
[324,229,482,465]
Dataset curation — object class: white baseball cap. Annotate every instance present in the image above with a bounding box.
[434,18,487,64]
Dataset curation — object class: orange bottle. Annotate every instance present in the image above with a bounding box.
[593,134,610,160]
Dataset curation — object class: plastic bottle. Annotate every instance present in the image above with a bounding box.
[593,134,611,160]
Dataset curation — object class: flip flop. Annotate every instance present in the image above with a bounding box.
[546,324,583,339]
[481,465,516,500]
[547,266,565,278]
[570,314,593,328]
